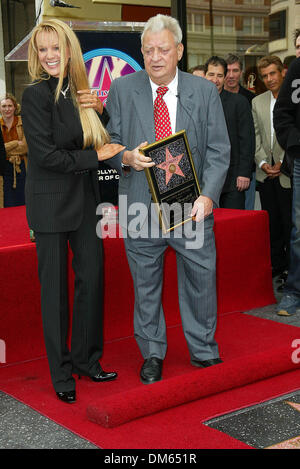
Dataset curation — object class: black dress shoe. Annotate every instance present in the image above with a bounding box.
[140,357,163,384]
[56,390,76,403]
[90,370,118,382]
[272,268,285,278]
[191,358,223,368]
[279,270,288,282]
[78,370,118,382]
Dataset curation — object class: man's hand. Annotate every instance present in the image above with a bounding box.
[236,176,250,191]
[261,163,281,178]
[191,195,213,222]
[272,161,282,173]
[77,89,103,114]
[122,142,155,171]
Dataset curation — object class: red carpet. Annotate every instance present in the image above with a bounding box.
[0,206,275,365]
[0,313,300,448]
[1,206,295,448]
[87,344,300,428]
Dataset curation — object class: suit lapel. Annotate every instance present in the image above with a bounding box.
[176,71,194,132]
[132,72,156,143]
[262,91,272,151]
[131,70,195,141]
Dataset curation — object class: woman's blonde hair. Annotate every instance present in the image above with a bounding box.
[27,18,109,149]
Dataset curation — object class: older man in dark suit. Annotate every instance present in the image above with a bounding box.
[106,15,230,384]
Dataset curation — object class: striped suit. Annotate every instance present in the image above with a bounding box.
[21,76,119,392]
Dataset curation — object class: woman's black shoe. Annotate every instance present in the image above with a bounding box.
[78,370,118,382]
[56,390,76,403]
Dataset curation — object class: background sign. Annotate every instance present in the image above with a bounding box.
[77,30,144,205]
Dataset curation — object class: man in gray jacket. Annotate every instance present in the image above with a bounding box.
[252,56,292,282]
[106,14,230,384]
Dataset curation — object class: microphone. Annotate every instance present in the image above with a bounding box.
[176,92,199,154]
[50,0,81,8]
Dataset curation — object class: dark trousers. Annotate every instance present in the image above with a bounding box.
[3,159,26,207]
[34,178,103,392]
[220,189,245,209]
[257,177,292,273]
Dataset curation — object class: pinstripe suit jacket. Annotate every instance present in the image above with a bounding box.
[21,77,121,232]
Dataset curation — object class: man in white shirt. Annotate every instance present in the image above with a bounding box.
[106,14,230,384]
[252,56,292,281]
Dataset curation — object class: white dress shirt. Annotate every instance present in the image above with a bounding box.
[270,93,276,149]
[259,93,277,168]
[149,69,178,134]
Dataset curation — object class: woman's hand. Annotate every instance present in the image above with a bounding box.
[77,89,103,114]
[97,144,125,161]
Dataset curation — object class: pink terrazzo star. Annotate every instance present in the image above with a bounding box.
[156,147,185,185]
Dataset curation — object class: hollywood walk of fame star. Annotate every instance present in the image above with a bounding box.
[285,400,300,413]
[156,147,185,185]
[266,400,300,449]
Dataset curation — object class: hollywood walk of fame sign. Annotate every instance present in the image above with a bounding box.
[140,130,201,233]
[84,48,142,107]
[82,45,142,205]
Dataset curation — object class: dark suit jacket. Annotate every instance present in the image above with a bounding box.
[21,77,116,233]
[238,84,255,104]
[0,127,5,176]
[273,57,300,160]
[220,88,255,193]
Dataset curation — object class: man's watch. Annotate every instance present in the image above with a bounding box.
[121,162,131,172]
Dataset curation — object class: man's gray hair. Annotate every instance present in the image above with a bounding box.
[141,14,183,46]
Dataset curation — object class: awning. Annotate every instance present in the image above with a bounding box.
[5,20,145,62]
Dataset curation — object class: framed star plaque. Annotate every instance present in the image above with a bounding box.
[140,130,201,233]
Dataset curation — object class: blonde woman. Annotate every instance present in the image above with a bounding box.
[21,19,124,403]
[0,93,28,207]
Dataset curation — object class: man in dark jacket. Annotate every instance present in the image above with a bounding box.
[224,54,256,209]
[274,57,300,316]
[204,56,255,209]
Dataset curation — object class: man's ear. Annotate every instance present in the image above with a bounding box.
[177,43,184,61]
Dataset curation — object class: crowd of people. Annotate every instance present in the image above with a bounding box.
[1,14,300,402]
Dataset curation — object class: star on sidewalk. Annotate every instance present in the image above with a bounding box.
[265,400,300,449]
[285,401,300,413]
[156,147,185,185]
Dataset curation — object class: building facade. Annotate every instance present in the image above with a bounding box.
[0,0,299,101]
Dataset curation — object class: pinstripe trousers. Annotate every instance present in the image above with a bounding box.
[34,175,103,392]
[123,211,219,362]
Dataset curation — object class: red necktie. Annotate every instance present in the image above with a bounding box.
[154,86,172,141]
